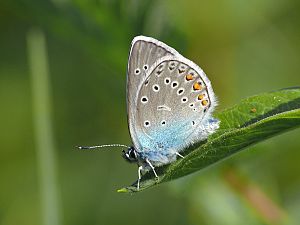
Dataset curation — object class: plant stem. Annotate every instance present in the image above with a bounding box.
[27,28,62,225]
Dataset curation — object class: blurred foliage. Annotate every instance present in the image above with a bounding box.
[0,0,299,225]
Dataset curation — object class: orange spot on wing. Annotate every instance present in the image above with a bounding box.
[193,82,202,90]
[198,94,205,100]
[201,100,208,106]
[186,74,193,81]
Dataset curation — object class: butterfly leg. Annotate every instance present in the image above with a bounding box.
[176,152,184,158]
[145,159,158,178]
[137,166,143,190]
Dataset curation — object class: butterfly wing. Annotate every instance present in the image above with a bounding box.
[127,36,219,166]
[126,36,179,148]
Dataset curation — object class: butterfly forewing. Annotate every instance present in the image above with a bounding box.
[127,36,179,148]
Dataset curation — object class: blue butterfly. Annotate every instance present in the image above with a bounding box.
[79,36,219,190]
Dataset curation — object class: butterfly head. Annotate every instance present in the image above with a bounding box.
[122,146,138,163]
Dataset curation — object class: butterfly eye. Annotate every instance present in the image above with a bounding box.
[129,149,136,159]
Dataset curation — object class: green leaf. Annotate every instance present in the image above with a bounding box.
[118,87,300,193]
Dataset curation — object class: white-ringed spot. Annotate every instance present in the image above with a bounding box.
[181,97,188,103]
[164,77,171,85]
[171,81,179,88]
[177,88,184,95]
[152,84,160,92]
[135,68,140,75]
[144,121,150,127]
[141,96,148,104]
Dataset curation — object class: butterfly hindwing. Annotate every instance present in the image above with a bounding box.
[132,55,219,165]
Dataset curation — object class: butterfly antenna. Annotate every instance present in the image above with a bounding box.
[77,144,129,150]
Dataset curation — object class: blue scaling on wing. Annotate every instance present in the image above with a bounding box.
[135,114,219,166]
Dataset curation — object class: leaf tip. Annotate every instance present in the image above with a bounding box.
[117,187,129,193]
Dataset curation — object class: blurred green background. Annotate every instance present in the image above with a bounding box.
[1,0,300,225]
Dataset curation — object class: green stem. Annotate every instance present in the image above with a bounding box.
[27,28,62,225]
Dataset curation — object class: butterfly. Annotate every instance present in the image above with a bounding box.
[79,36,220,190]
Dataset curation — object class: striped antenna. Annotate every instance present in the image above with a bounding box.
[77,144,129,150]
